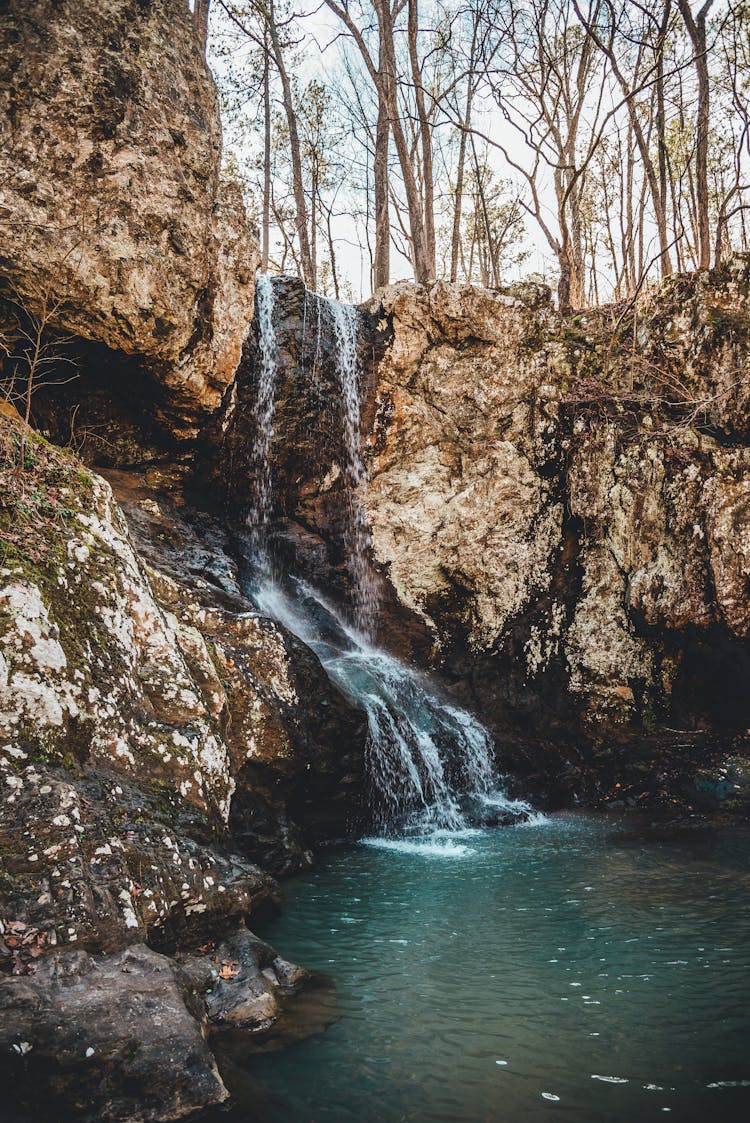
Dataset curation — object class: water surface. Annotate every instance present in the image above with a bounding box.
[224,814,750,1122]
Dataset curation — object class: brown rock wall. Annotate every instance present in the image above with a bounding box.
[0,0,257,434]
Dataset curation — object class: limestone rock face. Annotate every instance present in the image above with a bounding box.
[364,281,562,656]
[106,465,366,873]
[0,0,257,433]
[0,944,229,1122]
[209,262,750,800]
[0,415,360,1119]
[360,263,750,782]
[0,472,233,827]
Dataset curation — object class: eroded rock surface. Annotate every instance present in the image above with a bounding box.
[104,465,366,871]
[214,263,750,805]
[0,416,360,1120]
[0,0,257,434]
[364,280,562,657]
[361,264,750,792]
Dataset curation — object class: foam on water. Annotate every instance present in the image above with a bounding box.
[361,835,478,858]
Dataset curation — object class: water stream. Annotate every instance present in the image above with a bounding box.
[247,274,281,570]
[253,578,531,836]
[328,299,378,638]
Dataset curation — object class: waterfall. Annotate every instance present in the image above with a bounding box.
[329,300,378,637]
[246,274,280,567]
[244,276,532,837]
[253,580,532,836]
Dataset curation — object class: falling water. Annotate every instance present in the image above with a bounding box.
[329,300,379,637]
[245,276,532,836]
[253,579,532,835]
[246,274,280,567]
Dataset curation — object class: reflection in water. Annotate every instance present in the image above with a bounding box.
[219,815,750,1123]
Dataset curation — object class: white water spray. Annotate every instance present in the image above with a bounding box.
[329,299,379,637]
[247,274,280,566]
[254,579,533,835]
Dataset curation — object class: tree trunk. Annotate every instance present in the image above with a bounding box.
[450,122,468,282]
[573,0,673,276]
[451,43,476,282]
[677,0,714,269]
[568,176,586,307]
[557,251,573,317]
[471,139,500,288]
[267,1,314,285]
[325,0,430,283]
[655,3,672,276]
[311,164,318,290]
[327,207,340,299]
[378,3,431,282]
[408,0,436,277]
[373,98,391,289]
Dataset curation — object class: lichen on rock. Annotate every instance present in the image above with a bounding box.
[364,281,563,656]
[354,263,750,791]
[0,416,324,1121]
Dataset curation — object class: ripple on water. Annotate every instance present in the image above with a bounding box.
[241,815,750,1123]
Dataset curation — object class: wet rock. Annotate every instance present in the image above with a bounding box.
[0,415,351,1119]
[0,943,228,1123]
[103,464,368,872]
[217,265,750,802]
[204,924,307,1034]
[206,276,394,623]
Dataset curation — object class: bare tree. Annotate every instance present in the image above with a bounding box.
[474,0,606,311]
[572,0,675,278]
[1,285,77,471]
[676,0,715,269]
[208,0,750,302]
[218,0,314,284]
[324,0,439,283]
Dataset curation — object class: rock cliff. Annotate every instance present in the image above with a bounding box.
[0,4,356,1119]
[0,0,257,436]
[0,412,356,1120]
[361,263,750,799]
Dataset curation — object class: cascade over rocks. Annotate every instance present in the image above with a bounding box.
[215,264,750,806]
[209,275,432,657]
[209,275,523,838]
[0,0,258,436]
[1,2,749,1110]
